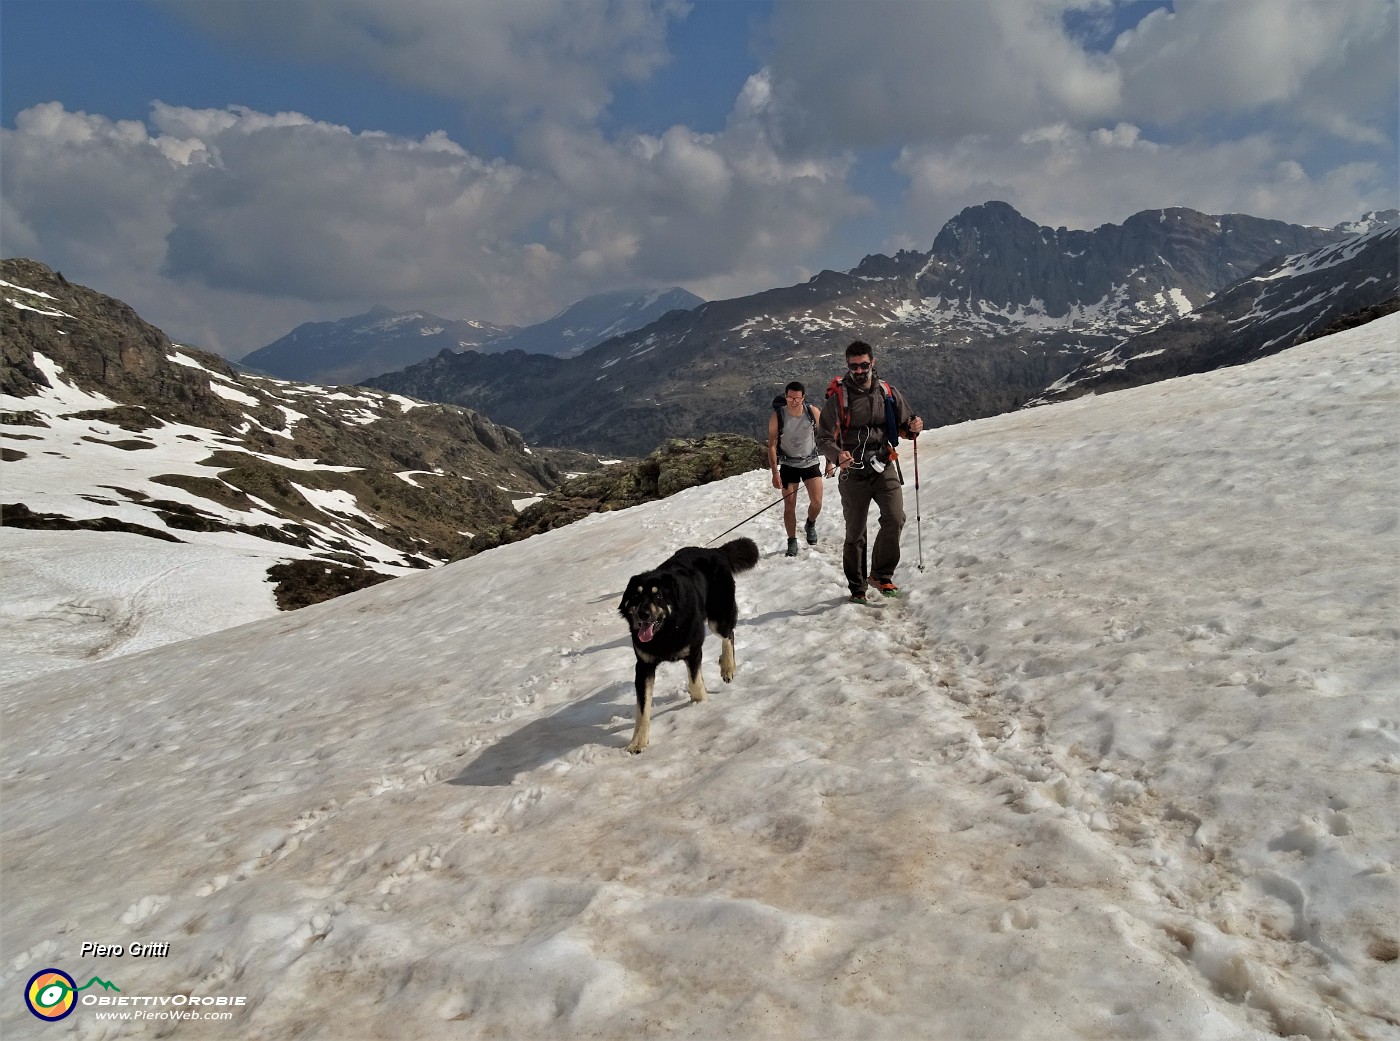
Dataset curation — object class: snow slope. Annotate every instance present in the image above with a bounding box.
[2,316,1397,1040]
[0,358,425,682]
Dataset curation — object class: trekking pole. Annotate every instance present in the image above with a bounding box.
[913,435,925,571]
[705,487,793,545]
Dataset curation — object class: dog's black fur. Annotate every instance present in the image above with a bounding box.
[617,537,760,753]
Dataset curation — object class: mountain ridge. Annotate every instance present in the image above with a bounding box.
[1030,222,1400,405]
[238,308,516,386]
[478,286,705,358]
[239,286,706,386]
[363,201,1391,455]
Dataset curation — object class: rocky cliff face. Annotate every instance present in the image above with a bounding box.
[920,203,1344,320]
[364,202,1374,456]
[3,261,224,422]
[1031,223,1400,405]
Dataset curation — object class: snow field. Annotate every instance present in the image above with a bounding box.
[1,316,1397,1040]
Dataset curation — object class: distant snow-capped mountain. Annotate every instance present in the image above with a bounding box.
[238,306,516,386]
[240,288,705,387]
[777,202,1348,345]
[364,202,1382,456]
[478,287,705,358]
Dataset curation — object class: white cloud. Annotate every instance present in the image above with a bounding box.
[1,98,866,353]
[518,117,865,288]
[759,0,1122,149]
[170,0,689,126]
[758,0,1396,152]
[0,103,186,275]
[895,124,1390,243]
[3,1,1393,358]
[1112,0,1398,134]
[753,0,1395,248]
[157,106,537,304]
[0,102,558,349]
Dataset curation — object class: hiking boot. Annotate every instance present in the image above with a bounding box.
[785,538,799,557]
[804,519,817,544]
[869,578,898,596]
[848,592,868,604]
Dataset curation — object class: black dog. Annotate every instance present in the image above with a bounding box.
[617,538,760,753]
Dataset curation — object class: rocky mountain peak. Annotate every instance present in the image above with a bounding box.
[930,200,1037,257]
[362,201,1392,457]
[917,202,1350,320]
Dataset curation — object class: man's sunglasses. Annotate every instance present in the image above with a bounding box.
[847,361,872,372]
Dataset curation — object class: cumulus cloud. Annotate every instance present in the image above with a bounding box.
[154,104,538,303]
[895,122,1391,245]
[1111,0,1398,134]
[3,1,1393,358]
[1,103,189,274]
[1,97,867,352]
[757,0,1396,152]
[518,115,864,288]
[167,0,687,126]
[758,0,1122,149]
[751,0,1395,245]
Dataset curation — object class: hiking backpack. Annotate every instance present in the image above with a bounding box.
[825,376,899,448]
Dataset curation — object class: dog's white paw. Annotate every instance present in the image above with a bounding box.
[626,738,647,754]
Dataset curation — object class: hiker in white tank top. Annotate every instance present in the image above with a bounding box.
[767,381,829,557]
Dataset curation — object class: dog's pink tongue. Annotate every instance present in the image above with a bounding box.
[638,623,655,643]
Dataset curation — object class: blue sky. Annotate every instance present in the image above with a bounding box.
[3,1,1396,358]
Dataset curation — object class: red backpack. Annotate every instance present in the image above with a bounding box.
[826,376,899,447]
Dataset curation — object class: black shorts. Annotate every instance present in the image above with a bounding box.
[780,463,822,487]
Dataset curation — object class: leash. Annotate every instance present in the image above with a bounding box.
[705,486,795,545]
